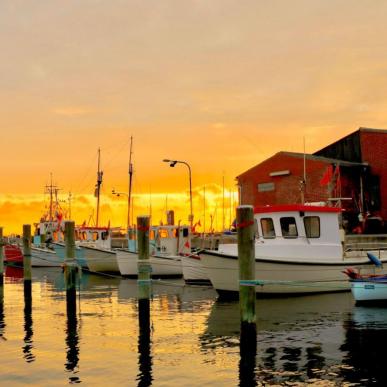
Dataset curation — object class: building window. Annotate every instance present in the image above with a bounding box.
[257,182,275,192]
[280,217,298,238]
[304,216,320,238]
[260,218,275,238]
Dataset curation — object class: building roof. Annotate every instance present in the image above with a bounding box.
[236,151,367,179]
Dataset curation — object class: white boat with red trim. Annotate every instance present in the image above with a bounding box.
[199,204,387,296]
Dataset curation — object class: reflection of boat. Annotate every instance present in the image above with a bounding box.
[4,244,23,266]
[200,205,387,295]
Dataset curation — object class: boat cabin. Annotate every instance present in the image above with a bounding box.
[75,226,112,249]
[219,204,344,261]
[34,220,65,245]
[149,225,191,256]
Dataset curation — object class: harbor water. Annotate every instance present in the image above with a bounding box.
[0,267,386,386]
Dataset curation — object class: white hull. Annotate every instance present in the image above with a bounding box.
[31,247,62,267]
[149,254,182,277]
[116,249,139,277]
[181,255,211,284]
[351,280,387,302]
[116,250,182,277]
[200,251,387,295]
[82,246,119,273]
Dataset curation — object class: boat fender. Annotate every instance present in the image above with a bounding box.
[367,252,382,267]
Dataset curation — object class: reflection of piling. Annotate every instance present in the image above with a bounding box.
[237,206,257,386]
[23,277,34,363]
[65,304,79,376]
[137,215,153,386]
[23,225,32,293]
[0,227,4,286]
[64,221,77,316]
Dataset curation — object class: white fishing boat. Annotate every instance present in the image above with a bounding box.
[79,148,121,274]
[30,177,67,267]
[117,224,190,277]
[79,226,119,273]
[199,204,387,296]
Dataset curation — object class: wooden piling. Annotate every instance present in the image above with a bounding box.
[64,221,77,316]
[237,205,257,363]
[23,225,32,286]
[0,227,4,286]
[137,216,151,300]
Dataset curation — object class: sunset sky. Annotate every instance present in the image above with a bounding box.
[1,1,387,234]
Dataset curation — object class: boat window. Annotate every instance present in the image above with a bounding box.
[92,231,99,241]
[158,229,169,238]
[101,231,108,240]
[260,218,275,238]
[149,229,155,240]
[304,216,320,238]
[280,217,298,238]
[81,231,87,240]
[173,228,178,237]
[183,228,189,237]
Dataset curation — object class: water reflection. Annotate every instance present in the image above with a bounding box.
[0,285,5,340]
[137,298,153,387]
[65,302,80,384]
[23,281,35,363]
[340,306,387,385]
[202,293,353,384]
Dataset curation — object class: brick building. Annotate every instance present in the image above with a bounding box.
[236,128,387,233]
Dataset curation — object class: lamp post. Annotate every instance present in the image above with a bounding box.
[112,189,130,231]
[162,159,193,228]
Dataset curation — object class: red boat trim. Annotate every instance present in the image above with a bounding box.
[254,205,342,214]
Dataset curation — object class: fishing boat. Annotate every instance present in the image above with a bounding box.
[30,177,67,267]
[344,253,387,304]
[199,204,387,296]
[117,224,190,278]
[4,244,24,267]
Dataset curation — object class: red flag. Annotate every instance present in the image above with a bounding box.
[319,165,333,186]
[184,240,190,249]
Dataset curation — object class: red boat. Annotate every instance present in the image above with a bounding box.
[4,244,23,266]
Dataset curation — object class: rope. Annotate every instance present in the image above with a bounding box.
[239,279,349,289]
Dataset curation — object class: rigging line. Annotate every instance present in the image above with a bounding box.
[102,138,131,172]
[72,151,99,195]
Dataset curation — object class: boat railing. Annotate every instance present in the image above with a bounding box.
[344,242,387,252]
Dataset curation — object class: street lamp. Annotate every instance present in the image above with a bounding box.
[112,189,130,231]
[162,159,193,228]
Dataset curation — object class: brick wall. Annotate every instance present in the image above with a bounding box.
[237,152,333,207]
[360,131,387,219]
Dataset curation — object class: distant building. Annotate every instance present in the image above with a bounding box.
[236,128,387,233]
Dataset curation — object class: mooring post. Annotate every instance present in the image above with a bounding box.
[137,216,151,300]
[64,221,77,316]
[23,225,32,288]
[237,205,257,383]
[0,227,4,286]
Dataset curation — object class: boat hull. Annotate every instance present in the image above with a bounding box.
[52,242,88,268]
[200,250,387,295]
[116,249,139,277]
[149,255,182,277]
[116,249,182,277]
[31,247,62,267]
[82,246,119,274]
[181,255,211,285]
[351,279,387,303]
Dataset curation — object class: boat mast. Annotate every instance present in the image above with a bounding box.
[45,173,58,223]
[95,148,103,227]
[127,136,133,230]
